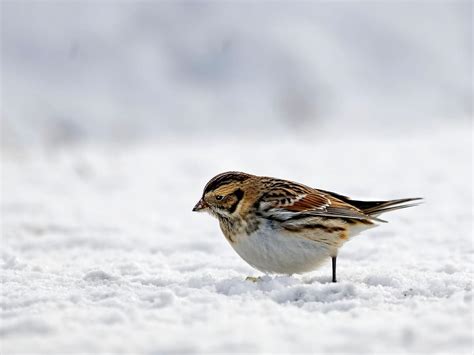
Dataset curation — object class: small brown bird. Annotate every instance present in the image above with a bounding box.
[193,172,421,282]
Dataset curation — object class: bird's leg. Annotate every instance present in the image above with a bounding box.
[332,256,337,283]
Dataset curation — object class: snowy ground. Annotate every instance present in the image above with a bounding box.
[1,125,472,353]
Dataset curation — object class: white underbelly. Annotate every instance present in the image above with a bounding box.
[229,224,334,274]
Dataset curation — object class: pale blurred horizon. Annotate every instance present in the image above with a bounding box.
[1,1,472,148]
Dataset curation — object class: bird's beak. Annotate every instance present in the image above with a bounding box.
[193,198,208,212]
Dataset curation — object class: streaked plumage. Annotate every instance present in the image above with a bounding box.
[193,171,421,281]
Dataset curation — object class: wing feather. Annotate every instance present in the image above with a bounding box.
[258,181,382,223]
[284,192,331,211]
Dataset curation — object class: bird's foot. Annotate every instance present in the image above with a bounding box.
[245,276,262,283]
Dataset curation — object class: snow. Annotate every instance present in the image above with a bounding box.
[1,125,472,353]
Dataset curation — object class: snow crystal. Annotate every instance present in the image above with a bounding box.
[83,270,118,282]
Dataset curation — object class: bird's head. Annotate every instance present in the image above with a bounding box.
[193,171,253,218]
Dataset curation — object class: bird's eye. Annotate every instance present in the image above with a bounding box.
[215,195,224,201]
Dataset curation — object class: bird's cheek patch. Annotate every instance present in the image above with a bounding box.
[228,189,244,214]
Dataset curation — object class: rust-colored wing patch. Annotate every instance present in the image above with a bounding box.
[284,192,331,211]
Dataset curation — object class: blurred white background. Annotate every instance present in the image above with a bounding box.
[1,1,471,148]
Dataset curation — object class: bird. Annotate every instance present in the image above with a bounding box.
[193,171,421,282]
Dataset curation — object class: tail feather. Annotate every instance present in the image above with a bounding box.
[350,198,423,216]
[317,189,422,220]
[366,203,422,216]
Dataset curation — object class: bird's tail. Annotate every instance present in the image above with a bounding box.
[350,198,423,217]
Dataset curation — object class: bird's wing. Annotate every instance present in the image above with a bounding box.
[258,180,384,223]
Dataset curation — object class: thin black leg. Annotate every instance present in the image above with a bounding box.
[332,256,337,283]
